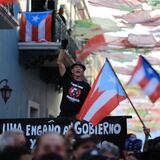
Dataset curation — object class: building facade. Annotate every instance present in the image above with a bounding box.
[0,1,69,118]
[0,0,92,119]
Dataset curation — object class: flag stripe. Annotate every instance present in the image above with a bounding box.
[129,67,145,84]
[149,84,160,102]
[0,0,16,4]
[78,66,105,119]
[139,77,149,89]
[45,15,52,41]
[32,26,38,41]
[26,22,32,42]
[78,89,104,120]
[19,15,26,42]
[38,18,46,41]
[84,91,117,121]
[89,95,126,125]
[143,78,160,96]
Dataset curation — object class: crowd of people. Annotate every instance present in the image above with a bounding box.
[0,127,160,160]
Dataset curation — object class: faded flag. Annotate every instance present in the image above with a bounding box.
[128,55,160,103]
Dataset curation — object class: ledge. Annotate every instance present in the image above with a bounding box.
[18,42,61,50]
[0,4,19,29]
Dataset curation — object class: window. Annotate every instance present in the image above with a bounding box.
[28,100,40,118]
[31,0,56,11]
[31,0,46,11]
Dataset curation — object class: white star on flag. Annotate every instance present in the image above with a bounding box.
[108,76,116,84]
[148,68,153,75]
[32,16,40,22]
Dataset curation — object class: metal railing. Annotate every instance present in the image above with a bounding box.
[1,3,14,16]
[56,14,80,59]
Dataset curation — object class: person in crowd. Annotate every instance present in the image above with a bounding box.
[0,146,31,160]
[123,133,142,160]
[0,130,26,152]
[97,141,120,160]
[58,5,66,25]
[72,135,97,160]
[57,39,91,118]
[0,133,14,152]
[64,127,76,160]
[80,148,104,160]
[124,151,140,160]
[144,136,160,160]
[33,133,66,160]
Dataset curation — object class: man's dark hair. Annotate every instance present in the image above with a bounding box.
[0,146,30,160]
[73,135,97,150]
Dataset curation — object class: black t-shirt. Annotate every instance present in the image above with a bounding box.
[59,72,91,117]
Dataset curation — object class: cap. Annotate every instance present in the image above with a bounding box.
[80,148,104,160]
[59,4,65,10]
[73,135,96,149]
[71,61,86,71]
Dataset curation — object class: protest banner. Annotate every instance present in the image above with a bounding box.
[0,116,130,149]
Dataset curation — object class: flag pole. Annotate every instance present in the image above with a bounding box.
[106,58,148,130]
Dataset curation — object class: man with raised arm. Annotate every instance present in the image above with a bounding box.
[57,40,90,118]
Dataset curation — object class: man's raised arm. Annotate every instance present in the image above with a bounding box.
[57,39,68,77]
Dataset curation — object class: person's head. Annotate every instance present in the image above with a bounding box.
[124,151,140,160]
[126,134,137,141]
[0,130,26,151]
[0,146,31,160]
[8,130,26,146]
[58,5,65,14]
[71,62,86,80]
[80,148,104,160]
[33,133,66,160]
[98,141,120,160]
[73,135,97,160]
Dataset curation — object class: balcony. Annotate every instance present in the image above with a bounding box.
[0,4,18,29]
[18,14,79,83]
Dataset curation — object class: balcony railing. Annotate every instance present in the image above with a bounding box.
[56,14,79,58]
[0,3,18,29]
[2,4,14,16]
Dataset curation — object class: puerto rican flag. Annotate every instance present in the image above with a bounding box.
[77,59,127,125]
[0,0,16,4]
[128,55,160,103]
[20,11,52,42]
[76,34,106,61]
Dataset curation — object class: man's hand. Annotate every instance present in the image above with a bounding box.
[143,127,151,138]
[57,39,68,76]
[61,39,68,49]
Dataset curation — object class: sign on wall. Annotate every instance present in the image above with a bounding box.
[0,116,129,149]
